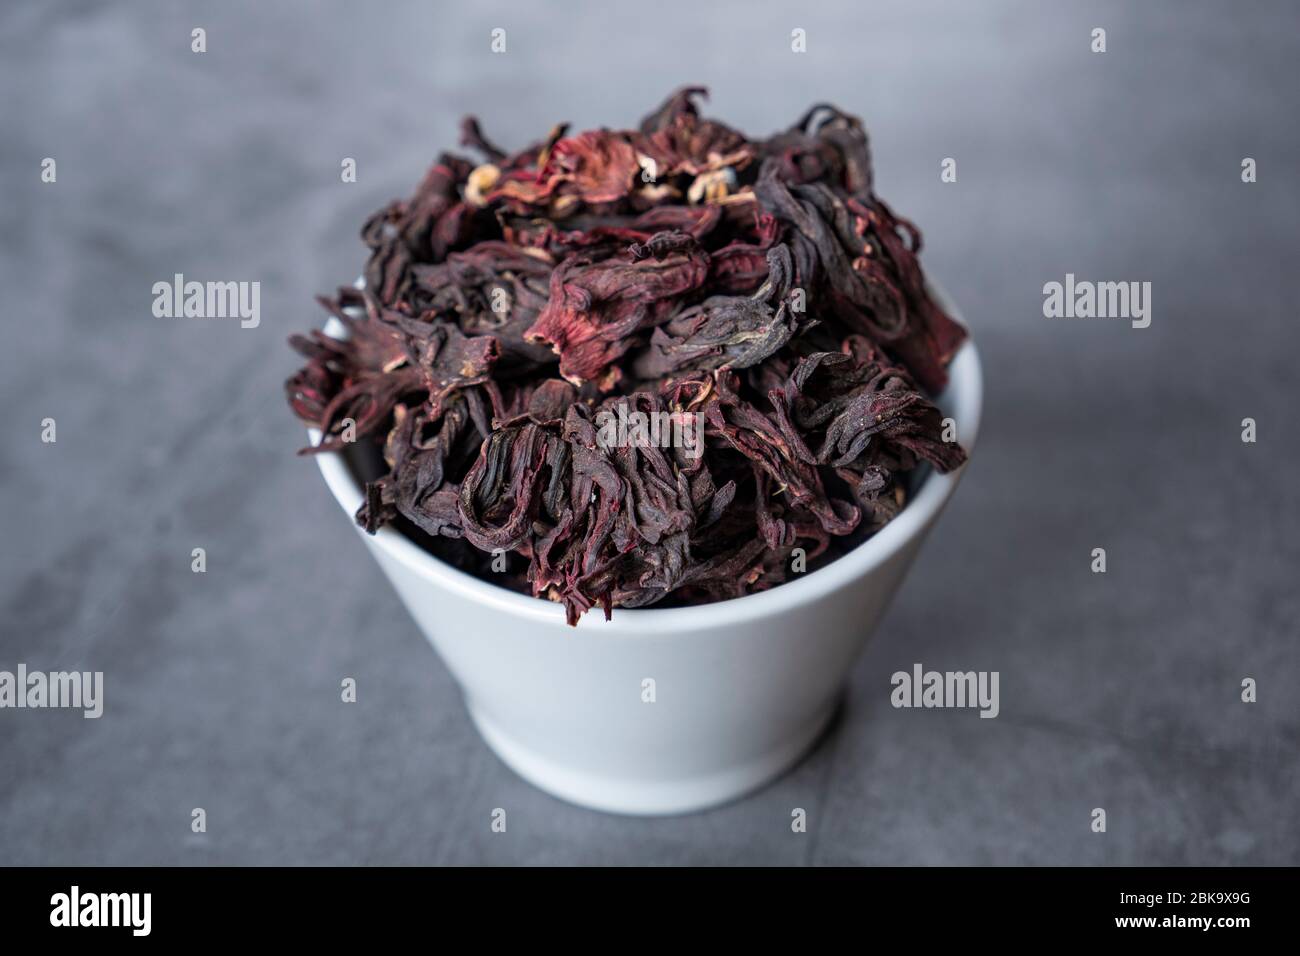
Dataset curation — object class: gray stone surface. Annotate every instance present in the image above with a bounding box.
[2,0,1297,865]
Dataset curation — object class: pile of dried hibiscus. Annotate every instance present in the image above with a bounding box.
[286,88,967,624]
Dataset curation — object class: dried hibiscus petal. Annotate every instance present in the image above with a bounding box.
[287,88,968,623]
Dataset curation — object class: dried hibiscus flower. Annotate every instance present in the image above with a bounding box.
[286,88,968,624]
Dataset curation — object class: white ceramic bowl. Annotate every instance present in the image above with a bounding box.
[310,299,981,815]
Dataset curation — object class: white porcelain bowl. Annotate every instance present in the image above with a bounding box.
[310,300,981,815]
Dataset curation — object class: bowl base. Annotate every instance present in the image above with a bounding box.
[465,697,839,816]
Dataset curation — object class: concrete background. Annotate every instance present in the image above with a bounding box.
[1,0,1297,864]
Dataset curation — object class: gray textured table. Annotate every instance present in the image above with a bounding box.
[2,0,1297,865]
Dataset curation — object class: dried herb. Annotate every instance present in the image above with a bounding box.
[286,88,967,624]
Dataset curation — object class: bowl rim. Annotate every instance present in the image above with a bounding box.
[307,289,982,631]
